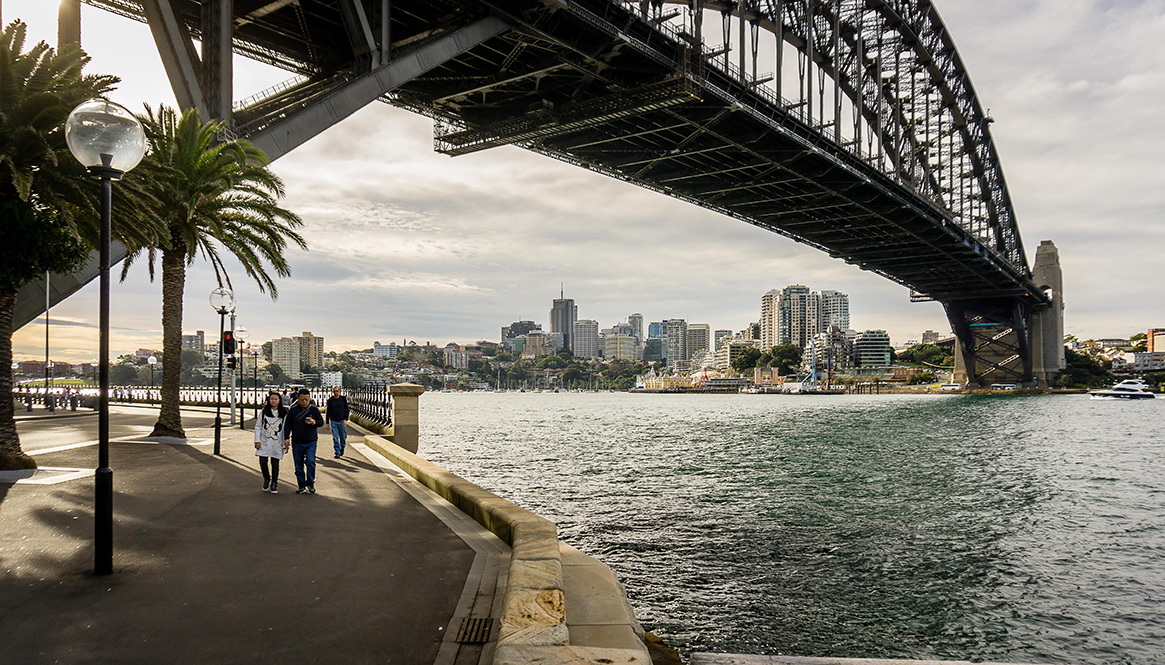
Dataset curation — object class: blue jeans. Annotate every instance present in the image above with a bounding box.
[330,421,347,455]
[291,440,317,488]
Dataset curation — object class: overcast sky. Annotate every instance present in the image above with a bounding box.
[7,0,1164,363]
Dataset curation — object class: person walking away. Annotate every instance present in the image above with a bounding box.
[254,392,289,493]
[325,386,350,458]
[284,388,324,494]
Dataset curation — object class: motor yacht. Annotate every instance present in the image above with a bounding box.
[1089,379,1156,400]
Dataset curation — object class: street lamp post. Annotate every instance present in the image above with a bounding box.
[147,355,157,403]
[65,98,146,576]
[210,287,236,456]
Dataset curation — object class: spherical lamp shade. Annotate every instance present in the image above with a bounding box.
[234,326,248,343]
[147,356,157,366]
[209,287,236,314]
[65,99,147,173]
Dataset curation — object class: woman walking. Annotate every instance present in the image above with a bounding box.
[254,392,289,493]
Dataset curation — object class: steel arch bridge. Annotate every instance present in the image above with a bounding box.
[25,0,1064,387]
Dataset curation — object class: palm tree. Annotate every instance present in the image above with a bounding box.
[0,20,159,470]
[127,106,304,439]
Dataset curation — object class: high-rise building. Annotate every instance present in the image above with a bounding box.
[715,339,760,372]
[603,335,637,361]
[804,325,853,376]
[819,290,850,330]
[1147,328,1164,353]
[503,320,541,346]
[182,330,206,357]
[573,320,600,359]
[297,331,325,370]
[271,337,302,379]
[373,341,398,358]
[628,313,644,342]
[760,289,781,350]
[550,288,577,351]
[921,330,942,345]
[714,329,733,351]
[686,324,710,361]
[643,338,666,362]
[778,285,818,348]
[648,322,665,339]
[853,330,892,368]
[525,330,551,357]
[665,319,688,371]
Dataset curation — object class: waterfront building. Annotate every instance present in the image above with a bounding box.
[648,322,665,339]
[803,325,853,378]
[573,320,600,359]
[714,339,760,372]
[641,374,691,391]
[502,320,540,346]
[760,289,781,350]
[550,289,578,352]
[1131,352,1165,372]
[687,324,710,363]
[853,330,892,368]
[181,330,206,357]
[665,319,688,372]
[320,370,343,387]
[820,290,850,330]
[297,331,325,370]
[373,341,398,358]
[628,313,644,341]
[643,338,665,362]
[714,329,732,351]
[271,337,302,379]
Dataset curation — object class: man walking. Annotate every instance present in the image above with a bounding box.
[284,388,325,494]
[325,386,350,458]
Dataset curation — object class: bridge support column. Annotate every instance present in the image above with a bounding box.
[947,298,1035,389]
[1030,240,1065,388]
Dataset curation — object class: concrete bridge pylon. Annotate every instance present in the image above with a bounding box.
[1030,240,1066,388]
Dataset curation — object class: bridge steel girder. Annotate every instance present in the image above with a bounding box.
[13,5,510,331]
[245,16,511,161]
[946,297,1035,389]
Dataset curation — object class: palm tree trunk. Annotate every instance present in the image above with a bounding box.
[0,287,36,469]
[150,241,187,438]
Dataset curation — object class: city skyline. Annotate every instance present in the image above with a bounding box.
[7,1,1164,364]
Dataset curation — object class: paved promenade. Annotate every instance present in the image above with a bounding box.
[0,405,498,664]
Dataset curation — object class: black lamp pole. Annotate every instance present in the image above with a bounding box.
[67,98,145,577]
[214,311,225,455]
[91,157,120,576]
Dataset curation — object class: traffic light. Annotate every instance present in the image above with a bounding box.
[222,330,236,355]
[226,356,237,370]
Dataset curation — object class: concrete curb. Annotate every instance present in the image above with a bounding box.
[363,435,650,665]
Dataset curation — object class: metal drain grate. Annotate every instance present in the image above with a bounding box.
[454,617,495,644]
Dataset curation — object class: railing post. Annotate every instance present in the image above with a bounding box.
[388,383,422,453]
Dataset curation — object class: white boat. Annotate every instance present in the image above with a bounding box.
[1089,379,1156,400]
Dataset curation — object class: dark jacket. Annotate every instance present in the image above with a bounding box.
[283,403,325,443]
[326,395,350,422]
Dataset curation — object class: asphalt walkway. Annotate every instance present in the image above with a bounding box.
[0,405,491,664]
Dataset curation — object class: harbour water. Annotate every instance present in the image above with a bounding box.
[417,392,1165,664]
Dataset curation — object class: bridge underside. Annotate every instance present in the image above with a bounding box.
[22,0,1056,385]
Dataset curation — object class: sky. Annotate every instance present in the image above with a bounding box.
[7,0,1164,363]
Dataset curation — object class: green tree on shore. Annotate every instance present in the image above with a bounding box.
[125,106,304,439]
[0,21,159,470]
